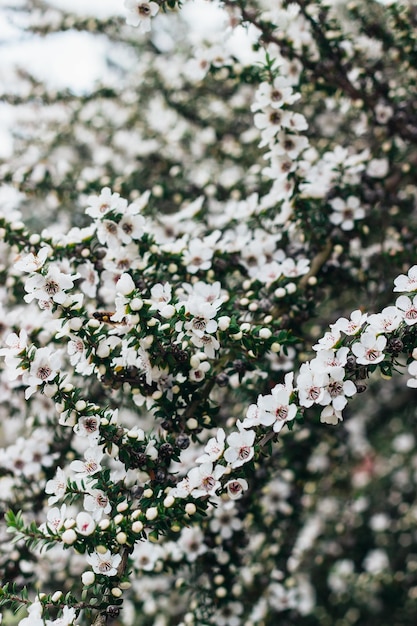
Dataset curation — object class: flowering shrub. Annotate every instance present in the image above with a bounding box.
[1,0,417,624]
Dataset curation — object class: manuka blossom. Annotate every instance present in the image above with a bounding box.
[40,504,67,535]
[85,186,127,219]
[187,462,227,498]
[225,478,249,500]
[24,346,62,399]
[196,428,226,463]
[321,368,357,411]
[84,489,112,520]
[395,295,417,325]
[0,329,28,378]
[351,332,387,365]
[224,423,256,468]
[367,306,403,333]
[393,265,417,292]
[14,247,49,273]
[86,549,121,576]
[328,196,365,231]
[45,466,67,505]
[244,377,297,433]
[23,266,79,306]
[124,0,159,31]
[297,363,328,407]
[70,447,103,479]
[332,309,367,335]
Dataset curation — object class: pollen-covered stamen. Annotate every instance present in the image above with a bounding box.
[271,88,283,102]
[137,3,151,16]
[37,365,52,380]
[238,446,251,460]
[307,386,321,401]
[227,481,243,496]
[83,418,99,433]
[105,222,118,235]
[192,317,207,332]
[405,307,417,320]
[84,461,99,474]
[365,349,381,362]
[269,111,283,125]
[122,222,133,234]
[328,381,344,397]
[44,280,60,296]
[98,560,113,574]
[275,405,289,420]
[97,494,109,508]
[201,476,216,491]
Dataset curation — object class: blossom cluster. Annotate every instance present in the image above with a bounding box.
[1,1,417,625]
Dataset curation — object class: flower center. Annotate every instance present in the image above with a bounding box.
[44,280,60,295]
[275,405,288,420]
[37,365,52,380]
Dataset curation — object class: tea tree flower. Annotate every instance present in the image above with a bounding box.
[86,549,122,576]
[124,1,159,31]
[329,196,365,230]
[70,447,103,479]
[224,424,255,468]
[351,332,387,365]
[23,266,79,306]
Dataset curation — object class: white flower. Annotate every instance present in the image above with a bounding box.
[320,405,343,425]
[182,237,214,273]
[86,549,121,576]
[47,606,77,626]
[395,294,417,324]
[84,489,112,520]
[252,77,300,112]
[367,306,402,333]
[255,385,297,433]
[77,260,99,298]
[74,415,100,441]
[313,347,349,371]
[17,600,44,626]
[177,526,207,562]
[312,328,341,351]
[187,462,226,498]
[322,367,357,411]
[118,213,146,243]
[85,187,127,219]
[184,301,218,338]
[24,347,62,399]
[225,478,248,500]
[45,467,67,505]
[0,329,28,379]
[149,283,172,311]
[351,332,387,365]
[329,196,365,230]
[393,265,417,292]
[76,512,96,536]
[14,247,49,273]
[196,428,226,463]
[70,447,103,479]
[24,266,79,305]
[124,1,159,31]
[332,309,367,335]
[40,504,67,535]
[297,362,328,407]
[366,157,389,178]
[132,540,164,571]
[224,423,255,468]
